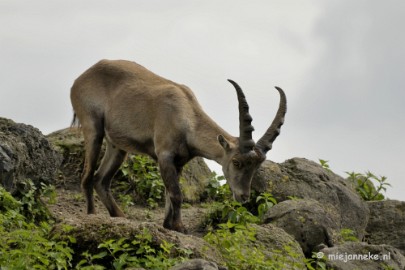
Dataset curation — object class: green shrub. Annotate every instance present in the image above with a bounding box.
[117,154,165,209]
[0,186,74,270]
[205,222,303,270]
[304,252,328,270]
[346,171,390,201]
[203,172,231,201]
[203,188,277,229]
[340,228,359,242]
[318,159,390,201]
[76,228,192,270]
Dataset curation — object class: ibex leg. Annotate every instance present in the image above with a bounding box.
[158,153,186,233]
[81,124,104,215]
[94,141,126,217]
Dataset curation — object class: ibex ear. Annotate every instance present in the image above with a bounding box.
[217,135,231,151]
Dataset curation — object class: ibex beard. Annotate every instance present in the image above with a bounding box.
[70,59,287,233]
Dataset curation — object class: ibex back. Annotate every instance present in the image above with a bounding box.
[70,59,286,233]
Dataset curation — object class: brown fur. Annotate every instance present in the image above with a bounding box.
[70,59,286,233]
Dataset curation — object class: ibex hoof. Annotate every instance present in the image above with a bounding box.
[164,222,187,234]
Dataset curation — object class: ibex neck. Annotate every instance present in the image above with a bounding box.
[191,113,236,166]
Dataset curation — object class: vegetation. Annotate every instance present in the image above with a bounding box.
[346,171,390,201]
[340,228,359,242]
[0,183,74,269]
[117,154,165,209]
[319,159,390,201]
[76,228,192,269]
[2,157,389,269]
[0,181,192,270]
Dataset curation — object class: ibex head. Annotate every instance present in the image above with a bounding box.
[218,80,286,203]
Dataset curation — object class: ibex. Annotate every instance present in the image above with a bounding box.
[70,59,286,233]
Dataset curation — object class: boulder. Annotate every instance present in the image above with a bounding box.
[47,128,212,202]
[366,200,405,255]
[180,157,212,203]
[253,158,369,240]
[46,127,87,189]
[0,117,61,193]
[52,215,226,268]
[253,224,306,269]
[320,242,405,270]
[264,199,341,256]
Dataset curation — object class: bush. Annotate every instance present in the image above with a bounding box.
[76,228,192,270]
[117,154,165,209]
[0,185,74,270]
[346,171,390,201]
[319,159,390,201]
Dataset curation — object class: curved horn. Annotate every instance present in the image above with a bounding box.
[255,86,287,155]
[228,79,255,153]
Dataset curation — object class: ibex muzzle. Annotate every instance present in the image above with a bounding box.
[70,60,286,233]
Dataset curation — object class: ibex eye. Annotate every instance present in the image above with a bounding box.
[232,159,241,168]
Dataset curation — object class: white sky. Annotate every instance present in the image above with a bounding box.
[1,1,404,200]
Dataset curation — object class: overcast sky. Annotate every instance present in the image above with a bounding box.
[1,1,404,201]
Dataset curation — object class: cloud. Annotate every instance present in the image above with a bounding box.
[0,0,403,200]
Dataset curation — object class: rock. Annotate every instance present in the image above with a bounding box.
[0,117,61,193]
[180,158,212,203]
[170,259,220,270]
[51,215,226,268]
[320,242,405,270]
[366,200,405,255]
[46,128,91,189]
[47,128,212,201]
[253,224,306,269]
[253,158,369,240]
[264,199,341,256]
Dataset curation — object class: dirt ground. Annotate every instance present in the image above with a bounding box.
[47,185,213,238]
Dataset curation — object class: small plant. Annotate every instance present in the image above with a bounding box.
[319,159,332,172]
[203,173,231,201]
[118,194,135,214]
[117,155,165,208]
[340,228,359,242]
[14,179,54,223]
[203,191,277,230]
[305,252,328,270]
[256,192,277,222]
[346,171,390,201]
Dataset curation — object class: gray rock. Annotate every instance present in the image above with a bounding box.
[0,117,61,193]
[320,242,405,270]
[170,259,220,270]
[264,199,341,256]
[179,157,212,203]
[253,158,369,240]
[253,224,306,269]
[366,200,405,255]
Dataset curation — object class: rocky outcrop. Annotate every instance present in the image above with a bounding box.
[0,117,61,193]
[52,214,226,267]
[4,117,405,270]
[253,223,306,269]
[253,158,369,241]
[264,199,341,255]
[320,242,405,270]
[366,200,405,255]
[179,157,212,203]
